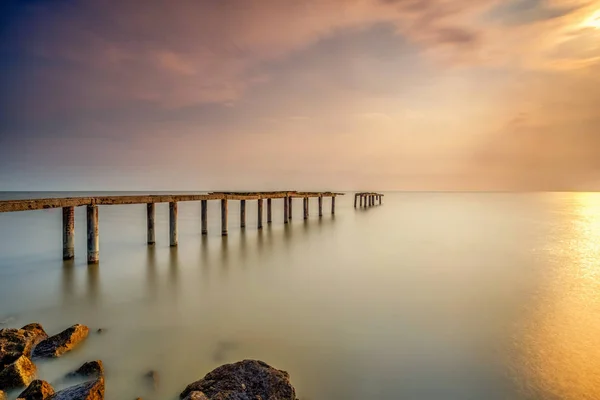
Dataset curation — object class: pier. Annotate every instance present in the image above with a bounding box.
[0,191,342,264]
[354,192,384,208]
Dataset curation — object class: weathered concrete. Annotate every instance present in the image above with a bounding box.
[240,200,246,229]
[318,196,323,217]
[283,197,289,224]
[201,200,208,235]
[221,199,228,236]
[147,203,155,245]
[267,198,272,224]
[62,207,75,260]
[86,206,99,264]
[257,199,263,229]
[303,197,308,220]
[169,202,178,247]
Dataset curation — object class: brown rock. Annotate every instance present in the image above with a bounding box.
[182,392,209,400]
[17,379,55,400]
[49,377,103,400]
[0,355,37,390]
[66,361,104,380]
[0,389,6,400]
[32,325,89,358]
[0,324,48,369]
[180,360,297,400]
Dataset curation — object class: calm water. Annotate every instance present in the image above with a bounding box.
[0,192,599,400]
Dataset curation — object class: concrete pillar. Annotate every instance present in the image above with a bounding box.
[87,205,99,264]
[370,195,373,206]
[221,199,228,236]
[62,206,75,260]
[303,197,308,219]
[359,195,363,207]
[354,194,357,208]
[379,195,382,205]
[331,196,336,214]
[267,198,272,224]
[318,196,323,217]
[201,200,208,235]
[289,197,293,220]
[240,200,246,229]
[257,199,263,229]
[284,196,289,224]
[147,203,155,245]
[169,201,178,247]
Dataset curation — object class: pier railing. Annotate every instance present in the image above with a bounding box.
[0,191,343,264]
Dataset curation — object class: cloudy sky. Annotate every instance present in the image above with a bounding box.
[1,0,599,191]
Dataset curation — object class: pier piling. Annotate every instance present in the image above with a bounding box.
[240,200,246,229]
[319,196,323,217]
[201,200,208,235]
[257,199,263,229]
[147,203,155,245]
[221,199,228,236]
[303,197,308,219]
[289,197,293,220]
[284,196,289,224]
[331,197,336,214]
[86,205,99,264]
[267,198,272,224]
[62,206,75,260]
[169,202,178,247]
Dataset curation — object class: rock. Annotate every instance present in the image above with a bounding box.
[0,390,6,400]
[145,370,158,390]
[0,324,48,369]
[95,329,103,334]
[0,355,37,390]
[17,379,55,400]
[66,361,104,380]
[33,325,89,358]
[180,360,297,400]
[182,392,209,400]
[49,378,103,400]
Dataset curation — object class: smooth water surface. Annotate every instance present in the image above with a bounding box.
[0,192,599,400]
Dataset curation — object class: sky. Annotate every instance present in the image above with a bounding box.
[0,0,599,191]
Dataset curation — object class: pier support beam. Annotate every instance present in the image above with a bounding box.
[201,200,208,235]
[87,205,99,264]
[379,195,382,205]
[360,195,363,207]
[147,203,155,245]
[240,200,246,229]
[221,199,228,236]
[62,206,75,260]
[331,196,336,215]
[303,197,308,219]
[289,197,293,220]
[169,202,178,247]
[257,199,263,229]
[353,194,357,208]
[267,198,272,224]
[284,197,289,224]
[318,196,323,217]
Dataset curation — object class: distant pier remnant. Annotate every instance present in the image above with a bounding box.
[354,192,384,209]
[0,191,344,263]
[62,206,75,260]
[87,205,99,264]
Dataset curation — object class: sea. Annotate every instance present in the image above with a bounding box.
[0,191,599,400]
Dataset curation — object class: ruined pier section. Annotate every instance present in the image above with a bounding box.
[353,192,384,208]
[0,191,343,264]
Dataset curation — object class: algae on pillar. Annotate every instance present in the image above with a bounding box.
[62,206,75,260]
[87,205,99,264]
[240,200,246,229]
[257,199,263,229]
[221,199,228,236]
[169,202,178,247]
[147,203,155,245]
[201,200,208,235]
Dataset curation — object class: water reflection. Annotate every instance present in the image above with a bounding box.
[87,264,100,306]
[146,246,157,299]
[518,193,600,399]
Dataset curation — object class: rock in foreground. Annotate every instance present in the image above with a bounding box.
[66,361,104,380]
[180,360,297,400]
[0,389,6,400]
[33,325,89,358]
[0,324,48,369]
[49,378,103,400]
[0,355,37,390]
[17,379,55,400]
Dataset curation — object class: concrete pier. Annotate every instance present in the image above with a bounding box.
[289,197,293,220]
[62,206,75,260]
[331,197,336,214]
[257,199,263,229]
[267,198,272,224]
[303,197,308,219]
[169,202,178,247]
[318,196,323,217]
[284,196,289,224]
[379,195,382,205]
[221,199,228,236]
[240,200,246,229]
[147,203,155,245]
[201,200,208,235]
[354,192,384,208]
[86,205,99,264]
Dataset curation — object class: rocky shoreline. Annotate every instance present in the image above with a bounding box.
[1,323,298,400]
